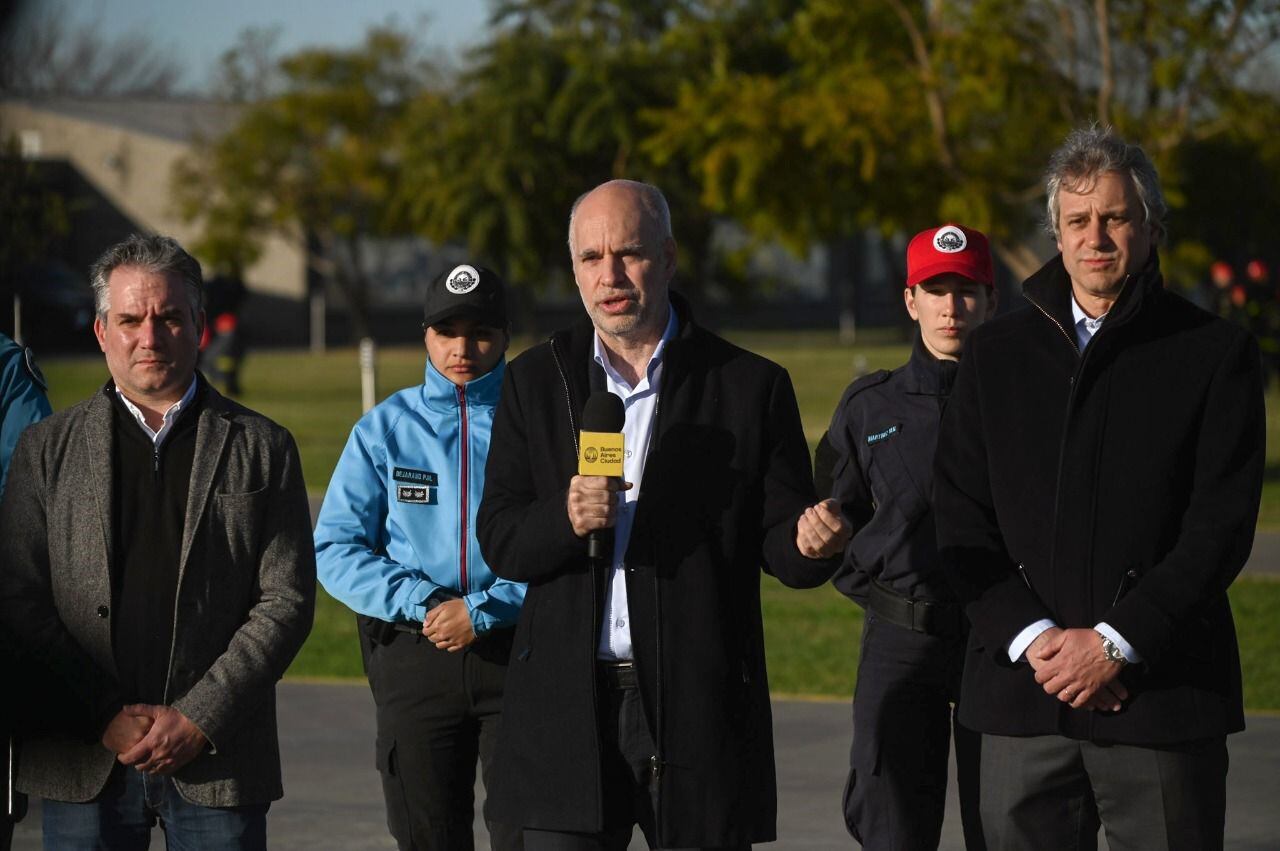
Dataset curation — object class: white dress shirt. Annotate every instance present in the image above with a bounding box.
[595,307,677,661]
[114,378,199,448]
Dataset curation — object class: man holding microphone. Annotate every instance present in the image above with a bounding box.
[477,179,850,850]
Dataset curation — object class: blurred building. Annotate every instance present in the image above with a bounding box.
[0,97,310,350]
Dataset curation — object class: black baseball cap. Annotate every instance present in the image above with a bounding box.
[422,263,508,329]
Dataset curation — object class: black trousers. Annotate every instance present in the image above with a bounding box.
[522,664,747,851]
[843,613,984,850]
[363,617,522,851]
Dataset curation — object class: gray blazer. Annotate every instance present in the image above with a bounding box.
[0,381,315,806]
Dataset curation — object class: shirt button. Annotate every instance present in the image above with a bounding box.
[97,605,110,618]
[616,618,626,628]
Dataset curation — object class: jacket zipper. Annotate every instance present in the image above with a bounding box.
[648,395,666,836]
[1023,277,1129,618]
[457,384,469,594]
[552,337,607,826]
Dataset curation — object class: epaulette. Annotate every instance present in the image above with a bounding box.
[842,369,891,400]
[22,346,48,392]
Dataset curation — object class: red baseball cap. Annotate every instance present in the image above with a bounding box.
[906,224,994,287]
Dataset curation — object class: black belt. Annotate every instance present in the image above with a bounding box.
[597,660,638,690]
[868,579,964,636]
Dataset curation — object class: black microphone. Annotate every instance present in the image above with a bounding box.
[579,391,626,562]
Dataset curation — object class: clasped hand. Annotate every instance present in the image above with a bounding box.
[1027,627,1128,711]
[102,704,207,775]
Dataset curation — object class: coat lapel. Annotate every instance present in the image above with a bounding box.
[179,392,231,582]
[84,389,116,580]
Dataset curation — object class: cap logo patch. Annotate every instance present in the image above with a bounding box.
[933,226,967,253]
[445,264,480,294]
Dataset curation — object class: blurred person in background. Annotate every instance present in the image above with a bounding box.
[200,270,249,396]
[315,263,525,851]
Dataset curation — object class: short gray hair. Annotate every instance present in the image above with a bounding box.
[1045,126,1166,242]
[567,179,673,255]
[90,234,204,320]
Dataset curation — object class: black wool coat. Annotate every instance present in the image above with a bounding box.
[476,293,838,847]
[934,254,1264,745]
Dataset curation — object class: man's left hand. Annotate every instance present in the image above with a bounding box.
[795,498,852,559]
[117,705,207,775]
[1032,628,1129,711]
[423,598,476,652]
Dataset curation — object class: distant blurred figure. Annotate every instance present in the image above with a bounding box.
[1244,260,1279,389]
[0,332,51,851]
[1203,260,1235,317]
[201,272,249,396]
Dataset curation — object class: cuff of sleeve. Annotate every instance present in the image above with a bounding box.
[407,578,443,623]
[1008,619,1058,662]
[463,593,488,636]
[1094,622,1143,663]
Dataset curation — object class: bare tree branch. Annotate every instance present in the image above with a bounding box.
[1094,0,1114,122]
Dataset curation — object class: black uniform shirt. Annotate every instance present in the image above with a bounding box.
[818,336,958,604]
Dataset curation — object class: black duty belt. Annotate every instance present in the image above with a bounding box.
[868,579,964,637]
[597,660,638,690]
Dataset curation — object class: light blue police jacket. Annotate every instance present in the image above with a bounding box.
[314,357,524,633]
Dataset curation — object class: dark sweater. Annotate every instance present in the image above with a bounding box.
[110,381,203,705]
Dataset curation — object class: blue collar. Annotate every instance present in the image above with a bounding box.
[421,356,505,410]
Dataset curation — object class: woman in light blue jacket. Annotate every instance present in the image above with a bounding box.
[315,264,525,851]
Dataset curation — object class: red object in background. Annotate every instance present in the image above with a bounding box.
[214,313,238,334]
[1210,261,1234,288]
[1246,259,1270,283]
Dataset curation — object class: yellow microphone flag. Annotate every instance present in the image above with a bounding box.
[578,431,625,476]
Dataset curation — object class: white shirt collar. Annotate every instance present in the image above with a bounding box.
[1071,293,1108,333]
[115,377,199,446]
[591,303,678,394]
[1070,292,1109,351]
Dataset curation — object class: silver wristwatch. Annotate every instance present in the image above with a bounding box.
[1101,636,1127,665]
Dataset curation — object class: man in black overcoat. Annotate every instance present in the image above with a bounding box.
[934,127,1264,850]
[477,179,851,850]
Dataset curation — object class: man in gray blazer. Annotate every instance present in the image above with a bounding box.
[0,234,315,850]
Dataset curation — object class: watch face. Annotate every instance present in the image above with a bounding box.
[1102,637,1126,664]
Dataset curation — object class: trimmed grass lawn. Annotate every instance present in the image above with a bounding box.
[289,575,1280,711]
[36,336,1280,708]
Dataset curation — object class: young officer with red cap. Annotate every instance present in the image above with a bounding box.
[816,224,997,850]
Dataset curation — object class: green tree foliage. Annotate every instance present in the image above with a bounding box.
[645,0,1280,279]
[180,1,1280,326]
[173,27,431,337]
[397,0,720,293]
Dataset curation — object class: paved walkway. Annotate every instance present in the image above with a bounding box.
[11,683,1279,849]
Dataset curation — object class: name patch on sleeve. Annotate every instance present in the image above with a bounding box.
[865,424,900,445]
